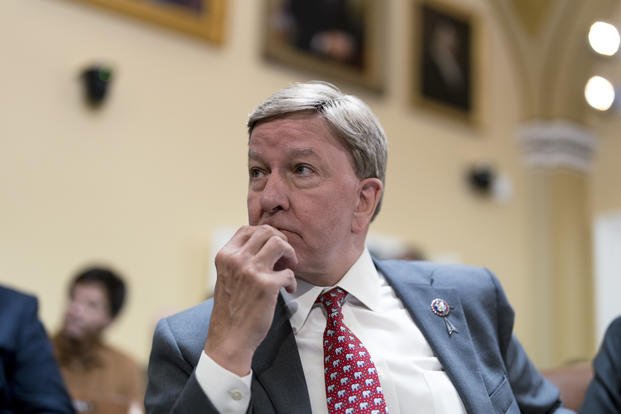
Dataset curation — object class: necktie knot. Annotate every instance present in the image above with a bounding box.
[316,287,347,314]
[317,287,348,318]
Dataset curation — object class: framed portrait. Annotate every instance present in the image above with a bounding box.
[66,0,227,44]
[263,0,386,92]
[411,1,478,123]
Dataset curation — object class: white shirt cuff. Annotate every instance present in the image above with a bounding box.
[195,351,252,414]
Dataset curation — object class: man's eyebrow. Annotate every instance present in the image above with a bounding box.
[248,147,319,160]
[288,147,318,158]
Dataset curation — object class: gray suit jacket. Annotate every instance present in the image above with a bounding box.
[145,260,572,413]
[580,316,621,413]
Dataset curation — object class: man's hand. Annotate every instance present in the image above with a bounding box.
[204,225,298,376]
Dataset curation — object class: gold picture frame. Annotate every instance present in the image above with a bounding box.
[263,0,386,93]
[67,0,227,44]
[411,0,479,124]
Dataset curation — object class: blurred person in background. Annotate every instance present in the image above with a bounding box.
[53,266,144,414]
[0,283,74,413]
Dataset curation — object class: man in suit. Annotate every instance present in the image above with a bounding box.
[0,284,75,413]
[581,316,621,413]
[145,81,570,413]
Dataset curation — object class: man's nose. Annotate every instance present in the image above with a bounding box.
[260,173,289,214]
[67,300,84,317]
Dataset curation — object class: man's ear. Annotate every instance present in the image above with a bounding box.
[352,178,383,233]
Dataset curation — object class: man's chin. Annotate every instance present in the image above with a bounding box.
[62,332,83,341]
[62,325,88,340]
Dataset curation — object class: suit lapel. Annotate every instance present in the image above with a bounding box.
[252,295,312,413]
[375,260,494,413]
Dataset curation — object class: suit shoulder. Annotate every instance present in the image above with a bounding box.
[428,264,505,306]
[603,316,621,344]
[0,285,42,350]
[164,299,214,325]
[151,299,214,366]
[155,299,214,342]
[607,315,621,331]
[427,262,496,285]
[375,259,496,287]
[0,284,38,312]
[0,284,37,301]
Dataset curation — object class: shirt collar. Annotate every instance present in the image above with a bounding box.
[281,249,383,333]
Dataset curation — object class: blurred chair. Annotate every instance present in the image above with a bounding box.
[542,361,593,411]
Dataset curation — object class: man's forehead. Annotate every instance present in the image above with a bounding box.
[71,282,107,300]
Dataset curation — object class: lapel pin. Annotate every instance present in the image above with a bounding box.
[430,298,458,336]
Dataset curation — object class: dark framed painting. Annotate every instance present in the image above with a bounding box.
[67,0,227,44]
[412,1,478,123]
[263,0,386,92]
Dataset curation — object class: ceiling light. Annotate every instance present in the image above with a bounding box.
[585,75,615,111]
[588,21,620,56]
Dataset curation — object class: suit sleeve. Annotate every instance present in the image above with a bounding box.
[145,318,222,414]
[487,270,574,414]
[580,317,621,413]
[11,296,75,413]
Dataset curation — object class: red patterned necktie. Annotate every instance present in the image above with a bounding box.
[317,287,388,414]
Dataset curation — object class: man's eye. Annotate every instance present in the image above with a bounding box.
[294,164,313,175]
[249,167,265,178]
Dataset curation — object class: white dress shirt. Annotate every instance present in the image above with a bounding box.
[196,249,466,413]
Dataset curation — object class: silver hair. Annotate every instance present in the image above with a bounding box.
[247,81,388,219]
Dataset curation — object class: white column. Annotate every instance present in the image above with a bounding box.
[517,120,597,367]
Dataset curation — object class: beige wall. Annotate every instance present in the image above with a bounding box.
[1,0,617,367]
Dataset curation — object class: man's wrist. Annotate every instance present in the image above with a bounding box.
[196,351,252,414]
[204,340,253,377]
